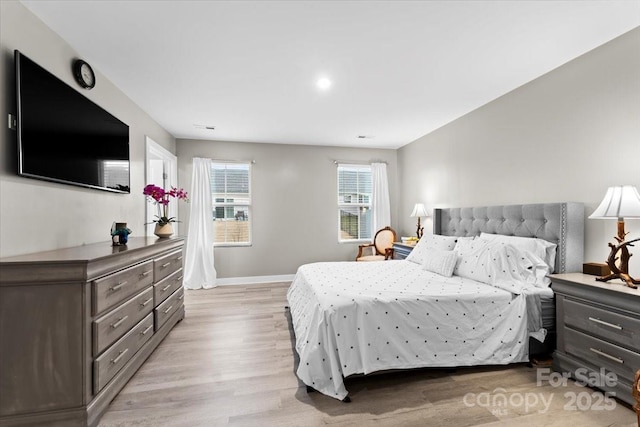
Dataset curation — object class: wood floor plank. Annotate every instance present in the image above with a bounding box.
[98,282,637,427]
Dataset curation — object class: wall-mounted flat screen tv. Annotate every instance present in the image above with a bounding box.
[15,50,130,193]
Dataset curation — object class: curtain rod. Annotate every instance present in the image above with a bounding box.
[194,157,256,164]
[333,159,387,165]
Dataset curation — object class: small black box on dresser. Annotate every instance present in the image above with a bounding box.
[582,262,611,276]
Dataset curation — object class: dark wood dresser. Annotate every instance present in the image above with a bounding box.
[0,237,185,426]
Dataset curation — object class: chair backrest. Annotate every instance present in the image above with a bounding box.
[373,226,396,255]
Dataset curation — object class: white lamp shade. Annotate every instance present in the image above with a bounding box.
[589,185,640,219]
[410,203,429,218]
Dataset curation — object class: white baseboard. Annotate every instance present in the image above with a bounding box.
[216,274,295,286]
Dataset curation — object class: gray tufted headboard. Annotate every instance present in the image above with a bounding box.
[433,202,584,273]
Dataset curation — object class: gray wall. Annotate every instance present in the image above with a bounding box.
[177,139,397,278]
[398,27,640,273]
[2,0,638,279]
[0,1,175,257]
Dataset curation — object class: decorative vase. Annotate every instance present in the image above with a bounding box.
[154,223,174,238]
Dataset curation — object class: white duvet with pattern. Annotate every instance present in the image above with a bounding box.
[286,260,536,400]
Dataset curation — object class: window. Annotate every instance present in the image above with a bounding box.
[211,162,251,245]
[337,164,372,241]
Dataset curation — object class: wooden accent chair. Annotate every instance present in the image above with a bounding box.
[634,368,640,427]
[356,226,397,261]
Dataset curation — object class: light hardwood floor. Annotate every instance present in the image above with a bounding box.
[98,282,637,427]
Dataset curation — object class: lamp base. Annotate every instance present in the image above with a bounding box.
[597,221,640,289]
[415,218,424,239]
[596,272,639,289]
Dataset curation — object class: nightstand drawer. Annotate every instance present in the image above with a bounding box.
[564,327,640,383]
[392,243,415,260]
[563,298,640,350]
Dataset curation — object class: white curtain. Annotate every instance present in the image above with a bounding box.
[371,162,391,232]
[183,157,217,289]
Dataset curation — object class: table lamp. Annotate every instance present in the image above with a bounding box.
[410,203,428,239]
[588,185,640,288]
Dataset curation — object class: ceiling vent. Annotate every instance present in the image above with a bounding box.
[194,124,215,130]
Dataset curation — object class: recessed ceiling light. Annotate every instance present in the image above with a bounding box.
[316,77,332,90]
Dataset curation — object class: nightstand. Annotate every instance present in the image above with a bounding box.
[392,242,415,260]
[551,272,640,405]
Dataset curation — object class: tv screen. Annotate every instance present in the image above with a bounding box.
[15,50,130,193]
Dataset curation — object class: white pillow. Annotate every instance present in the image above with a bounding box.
[478,232,557,272]
[520,250,553,288]
[422,248,458,277]
[405,234,458,265]
[453,236,480,255]
[454,239,551,292]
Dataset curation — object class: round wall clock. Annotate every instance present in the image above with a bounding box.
[72,59,95,89]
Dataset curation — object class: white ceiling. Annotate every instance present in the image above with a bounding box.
[20,1,640,149]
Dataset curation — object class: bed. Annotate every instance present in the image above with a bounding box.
[287,202,584,401]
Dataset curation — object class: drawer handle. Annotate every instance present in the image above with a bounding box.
[588,317,623,331]
[141,324,154,336]
[161,284,172,292]
[140,297,153,307]
[161,262,172,268]
[111,348,129,365]
[177,275,184,281]
[589,347,624,364]
[163,305,174,314]
[109,281,127,291]
[178,293,184,301]
[177,256,183,260]
[110,315,129,329]
[140,270,152,277]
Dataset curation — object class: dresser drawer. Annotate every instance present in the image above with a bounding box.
[563,298,640,350]
[155,287,184,331]
[93,313,154,394]
[154,249,183,283]
[154,268,183,306]
[93,287,154,356]
[92,260,154,315]
[564,327,640,383]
